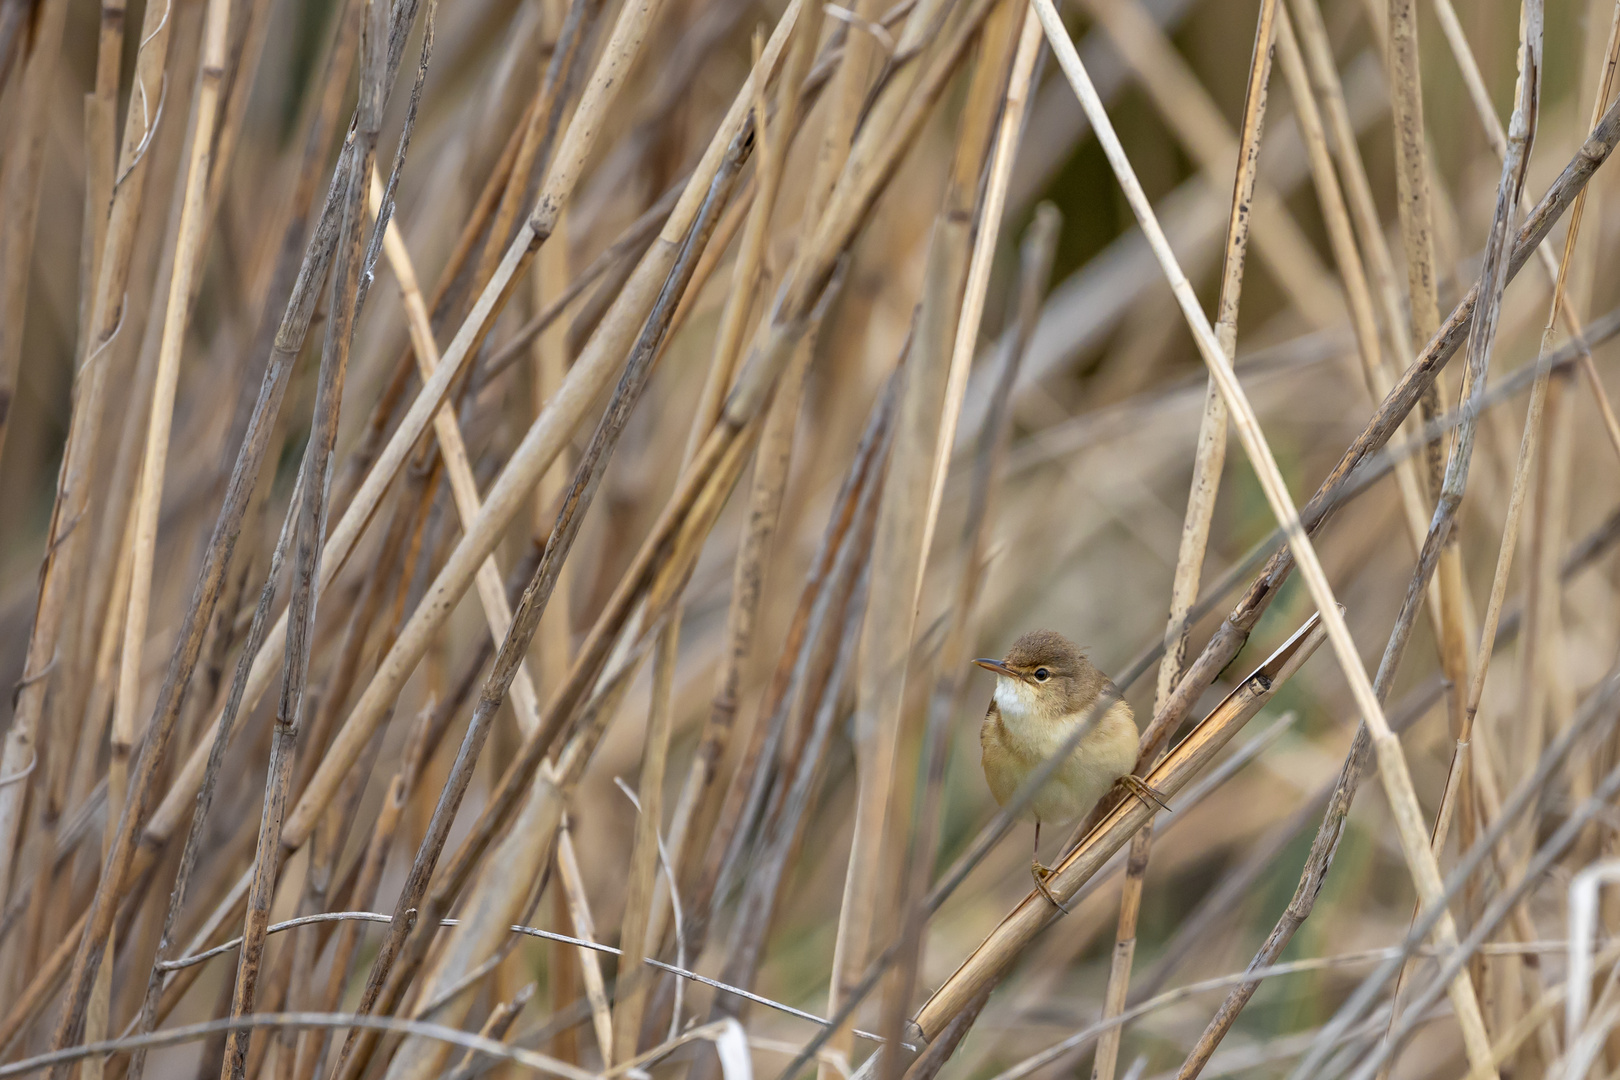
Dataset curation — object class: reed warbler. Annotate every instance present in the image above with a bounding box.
[976,629,1166,912]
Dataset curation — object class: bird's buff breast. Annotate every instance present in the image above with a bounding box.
[981,686,1137,825]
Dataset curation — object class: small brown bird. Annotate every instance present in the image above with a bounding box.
[976,630,1165,911]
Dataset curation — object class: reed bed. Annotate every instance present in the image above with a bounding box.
[2,0,1620,1074]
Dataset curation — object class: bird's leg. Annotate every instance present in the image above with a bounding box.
[1030,821,1070,914]
[1115,773,1172,813]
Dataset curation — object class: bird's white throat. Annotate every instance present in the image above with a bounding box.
[993,676,1040,722]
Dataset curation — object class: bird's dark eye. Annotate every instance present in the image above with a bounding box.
[1034,668,1050,681]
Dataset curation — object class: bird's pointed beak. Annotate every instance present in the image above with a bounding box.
[973,658,1018,679]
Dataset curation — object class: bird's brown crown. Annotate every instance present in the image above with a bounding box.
[996,629,1112,715]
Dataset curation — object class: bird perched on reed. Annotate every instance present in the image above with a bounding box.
[976,629,1166,911]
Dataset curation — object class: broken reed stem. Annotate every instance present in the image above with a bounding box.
[1093,1,1277,1075]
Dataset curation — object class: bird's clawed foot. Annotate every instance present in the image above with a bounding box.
[1116,774,1172,813]
[1031,860,1071,914]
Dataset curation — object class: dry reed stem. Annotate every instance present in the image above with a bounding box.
[0,0,179,932]
[783,300,1620,1080]
[1384,0,1480,893]
[368,168,545,730]
[676,376,897,1003]
[681,405,878,1071]
[5,0,1616,1073]
[107,0,232,921]
[482,188,682,386]
[687,412,889,1077]
[638,10,813,1009]
[328,124,753,1080]
[1385,0,1438,350]
[36,0,391,1045]
[1092,1,1278,1073]
[911,4,1039,595]
[1028,4,1502,1066]
[0,1013,594,1080]
[119,460,305,1080]
[883,0,1042,1050]
[1361,0,1543,1065]
[651,32,814,967]
[384,763,564,1080]
[1466,2,1620,741]
[610,623,679,1063]
[1280,0,1419,445]
[660,0,866,992]
[1392,4,1620,1065]
[531,195,574,701]
[23,0,213,1054]
[726,0,1004,430]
